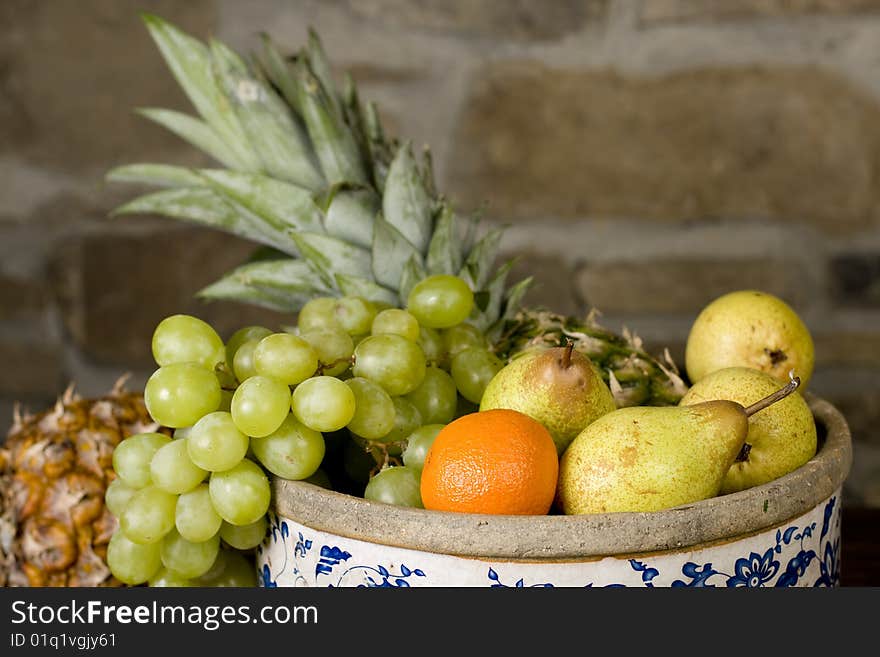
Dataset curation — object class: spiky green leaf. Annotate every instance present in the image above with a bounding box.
[198,278,297,312]
[501,277,533,322]
[372,215,422,290]
[210,39,324,190]
[198,169,323,235]
[477,259,514,330]
[296,60,369,187]
[383,142,433,253]
[425,204,460,276]
[323,188,378,249]
[460,226,503,290]
[305,29,341,117]
[289,231,372,289]
[141,13,260,171]
[398,254,426,304]
[111,187,298,255]
[258,34,302,114]
[136,108,244,169]
[335,274,398,306]
[198,258,329,312]
[106,164,205,188]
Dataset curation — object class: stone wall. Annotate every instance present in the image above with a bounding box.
[1,0,878,506]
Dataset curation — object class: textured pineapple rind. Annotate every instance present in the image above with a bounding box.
[0,382,164,587]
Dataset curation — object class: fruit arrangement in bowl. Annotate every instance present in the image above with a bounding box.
[0,15,851,588]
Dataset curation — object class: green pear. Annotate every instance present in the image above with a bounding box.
[557,376,801,514]
[685,290,815,388]
[479,344,616,455]
[679,367,817,494]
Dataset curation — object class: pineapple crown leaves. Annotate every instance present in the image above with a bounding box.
[106,14,530,336]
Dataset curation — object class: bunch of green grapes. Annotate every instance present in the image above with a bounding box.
[106,274,501,586]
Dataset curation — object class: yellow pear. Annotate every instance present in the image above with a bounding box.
[685,290,815,388]
[679,367,817,494]
[480,344,616,455]
[557,376,801,514]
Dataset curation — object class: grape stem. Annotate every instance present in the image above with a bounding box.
[315,355,356,376]
[364,440,404,475]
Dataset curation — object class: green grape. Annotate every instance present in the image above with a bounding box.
[112,432,172,489]
[291,376,356,432]
[442,322,487,359]
[225,325,272,371]
[345,377,396,439]
[107,531,162,585]
[376,396,423,445]
[364,466,423,508]
[299,327,354,377]
[219,517,268,550]
[450,346,504,405]
[188,411,250,472]
[104,477,137,518]
[149,567,194,587]
[406,275,474,329]
[151,314,225,370]
[297,296,340,332]
[175,483,223,543]
[192,549,226,584]
[232,337,261,382]
[417,326,445,367]
[352,334,426,396]
[160,528,220,579]
[197,549,256,587]
[250,414,325,480]
[371,308,420,342]
[230,375,291,438]
[254,333,319,385]
[333,296,376,336]
[150,438,207,494]
[119,485,178,545]
[173,426,193,440]
[401,424,445,470]
[404,366,458,425]
[209,458,271,526]
[144,363,221,428]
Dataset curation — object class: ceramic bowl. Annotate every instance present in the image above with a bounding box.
[257,394,852,587]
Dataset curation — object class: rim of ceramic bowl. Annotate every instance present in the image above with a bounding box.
[270,393,852,559]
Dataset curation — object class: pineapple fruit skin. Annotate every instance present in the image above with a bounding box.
[0,380,164,587]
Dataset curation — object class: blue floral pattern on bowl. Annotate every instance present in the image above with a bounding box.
[256,490,842,588]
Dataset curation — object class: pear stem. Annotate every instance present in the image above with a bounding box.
[561,341,573,369]
[743,373,801,417]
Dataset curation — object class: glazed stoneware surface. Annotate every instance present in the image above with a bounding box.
[257,490,841,587]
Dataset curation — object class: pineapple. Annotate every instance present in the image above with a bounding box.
[107,14,686,407]
[0,379,162,587]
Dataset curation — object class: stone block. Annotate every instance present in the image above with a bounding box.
[0,0,217,172]
[50,224,292,368]
[829,253,880,307]
[340,0,606,41]
[640,0,880,24]
[574,257,812,315]
[448,63,880,234]
[0,340,63,397]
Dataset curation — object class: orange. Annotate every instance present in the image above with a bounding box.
[420,409,559,515]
